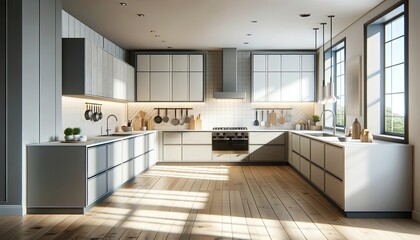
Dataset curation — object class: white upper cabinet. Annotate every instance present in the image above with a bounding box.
[135,52,205,102]
[252,52,316,102]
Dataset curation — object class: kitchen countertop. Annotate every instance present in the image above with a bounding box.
[28,131,158,147]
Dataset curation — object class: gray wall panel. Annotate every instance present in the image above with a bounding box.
[55,0,62,140]
[0,0,6,202]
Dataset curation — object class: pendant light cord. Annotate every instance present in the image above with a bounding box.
[329,15,335,84]
[321,22,326,87]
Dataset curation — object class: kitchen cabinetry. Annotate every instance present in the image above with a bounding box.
[248,132,287,162]
[252,52,315,102]
[135,52,205,102]
[161,131,212,162]
[290,132,412,217]
[27,132,157,213]
[62,38,135,101]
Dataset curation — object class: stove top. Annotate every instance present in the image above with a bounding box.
[212,127,248,131]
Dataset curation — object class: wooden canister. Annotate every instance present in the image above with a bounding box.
[352,118,361,139]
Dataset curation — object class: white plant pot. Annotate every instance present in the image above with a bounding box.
[73,134,81,141]
[64,135,74,141]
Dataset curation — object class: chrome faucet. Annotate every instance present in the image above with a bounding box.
[106,114,118,136]
[321,109,336,135]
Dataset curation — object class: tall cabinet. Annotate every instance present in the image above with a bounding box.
[135,52,205,102]
[252,52,316,102]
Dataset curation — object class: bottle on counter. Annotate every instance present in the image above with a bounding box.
[352,118,361,139]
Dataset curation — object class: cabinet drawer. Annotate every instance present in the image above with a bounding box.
[134,154,146,175]
[292,134,300,153]
[311,164,324,191]
[249,132,286,145]
[300,157,310,179]
[107,165,123,191]
[147,133,157,151]
[310,140,325,167]
[148,150,157,167]
[182,145,212,161]
[182,132,211,144]
[107,141,123,168]
[291,152,300,170]
[212,153,249,162]
[249,145,286,162]
[300,136,310,160]
[325,173,344,208]
[87,145,107,178]
[87,172,107,205]
[163,145,182,161]
[134,135,146,156]
[122,138,134,162]
[163,132,182,144]
[122,160,134,182]
[325,144,344,179]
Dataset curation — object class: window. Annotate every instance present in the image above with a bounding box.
[384,15,405,136]
[324,41,346,128]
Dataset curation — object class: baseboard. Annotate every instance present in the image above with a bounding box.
[412,210,420,222]
[0,205,25,216]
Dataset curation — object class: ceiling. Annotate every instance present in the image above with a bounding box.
[63,0,384,51]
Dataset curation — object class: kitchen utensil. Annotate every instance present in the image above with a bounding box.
[147,117,154,130]
[253,110,259,126]
[265,110,271,127]
[133,115,141,130]
[184,109,190,123]
[260,111,265,126]
[195,114,202,129]
[92,105,100,122]
[139,111,147,127]
[127,120,132,127]
[189,115,195,129]
[179,109,184,125]
[154,108,162,124]
[269,110,276,126]
[285,110,292,122]
[84,104,93,120]
[163,108,169,123]
[171,109,179,125]
[279,110,286,125]
[98,105,103,120]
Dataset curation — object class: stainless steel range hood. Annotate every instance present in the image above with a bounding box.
[213,48,246,99]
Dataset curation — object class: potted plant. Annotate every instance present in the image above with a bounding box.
[64,127,74,141]
[73,127,81,141]
[312,115,320,126]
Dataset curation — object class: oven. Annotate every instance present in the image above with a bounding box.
[212,127,249,153]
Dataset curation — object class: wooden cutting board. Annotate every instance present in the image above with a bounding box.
[133,115,141,131]
[269,111,277,126]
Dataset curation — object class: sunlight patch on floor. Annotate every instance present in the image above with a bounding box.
[144,170,229,181]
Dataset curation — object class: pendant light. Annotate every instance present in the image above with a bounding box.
[326,15,337,104]
[318,22,328,104]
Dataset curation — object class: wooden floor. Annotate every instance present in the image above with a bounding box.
[1,165,420,239]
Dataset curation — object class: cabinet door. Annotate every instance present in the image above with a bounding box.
[87,172,107,205]
[127,66,135,101]
[107,165,123,191]
[267,55,281,71]
[291,151,300,170]
[91,44,98,96]
[249,132,286,145]
[87,145,107,178]
[300,136,310,160]
[113,58,124,99]
[137,72,150,101]
[122,138,134,162]
[163,145,182,161]
[253,55,266,71]
[325,145,344,180]
[310,140,324,167]
[163,132,182,144]
[134,135,146,157]
[122,160,134,182]
[172,72,189,101]
[189,72,204,101]
[253,72,266,102]
[84,40,92,94]
[148,150,157,167]
[190,55,203,71]
[103,52,113,98]
[249,145,286,162]
[281,72,300,101]
[182,132,212,144]
[212,153,231,162]
[301,55,315,71]
[147,133,157,151]
[62,11,69,37]
[137,55,150,71]
[134,154,146,175]
[301,72,315,101]
[173,55,189,71]
[300,157,311,179]
[182,145,212,161]
[150,55,170,71]
[150,72,170,101]
[267,72,281,101]
[281,55,300,71]
[292,134,300,153]
[108,141,123,168]
[97,48,103,97]
[325,173,344,207]
[311,164,324,191]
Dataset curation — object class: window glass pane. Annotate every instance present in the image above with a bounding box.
[392,93,405,117]
[385,42,392,67]
[385,68,392,94]
[392,64,405,93]
[392,16,404,39]
[385,116,393,132]
[385,94,392,117]
[385,23,392,42]
[392,116,404,134]
[392,37,405,65]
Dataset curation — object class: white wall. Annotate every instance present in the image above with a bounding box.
[128,51,315,130]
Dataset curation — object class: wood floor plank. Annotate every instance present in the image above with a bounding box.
[0,215,48,239]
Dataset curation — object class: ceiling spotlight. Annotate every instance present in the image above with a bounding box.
[150,30,155,33]
[246,33,252,36]
[299,13,311,17]
[162,40,166,43]
[243,42,249,44]
[120,2,127,6]
[137,14,145,17]
[155,35,160,38]
[251,20,258,23]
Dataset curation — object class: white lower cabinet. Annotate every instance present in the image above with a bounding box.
[182,145,212,161]
[291,151,300,170]
[325,145,344,179]
[87,145,107,178]
[249,145,286,162]
[108,141,123,168]
[310,164,324,191]
[292,133,300,153]
[300,137,310,160]
[163,145,182,161]
[299,157,310,179]
[87,172,107,205]
[212,153,249,162]
[107,165,123,191]
[325,173,344,207]
[122,160,134,182]
[134,154,146,175]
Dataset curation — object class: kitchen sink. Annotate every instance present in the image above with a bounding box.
[304,132,335,137]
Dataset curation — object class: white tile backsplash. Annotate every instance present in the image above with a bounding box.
[62,96,128,138]
[128,51,315,130]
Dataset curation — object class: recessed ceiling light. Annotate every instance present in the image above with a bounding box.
[155,35,160,38]
[167,46,173,49]
[246,33,252,36]
[251,20,258,23]
[150,30,155,33]
[162,40,166,43]
[137,14,145,17]
[243,42,249,44]
[299,13,311,17]
[120,2,127,6]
